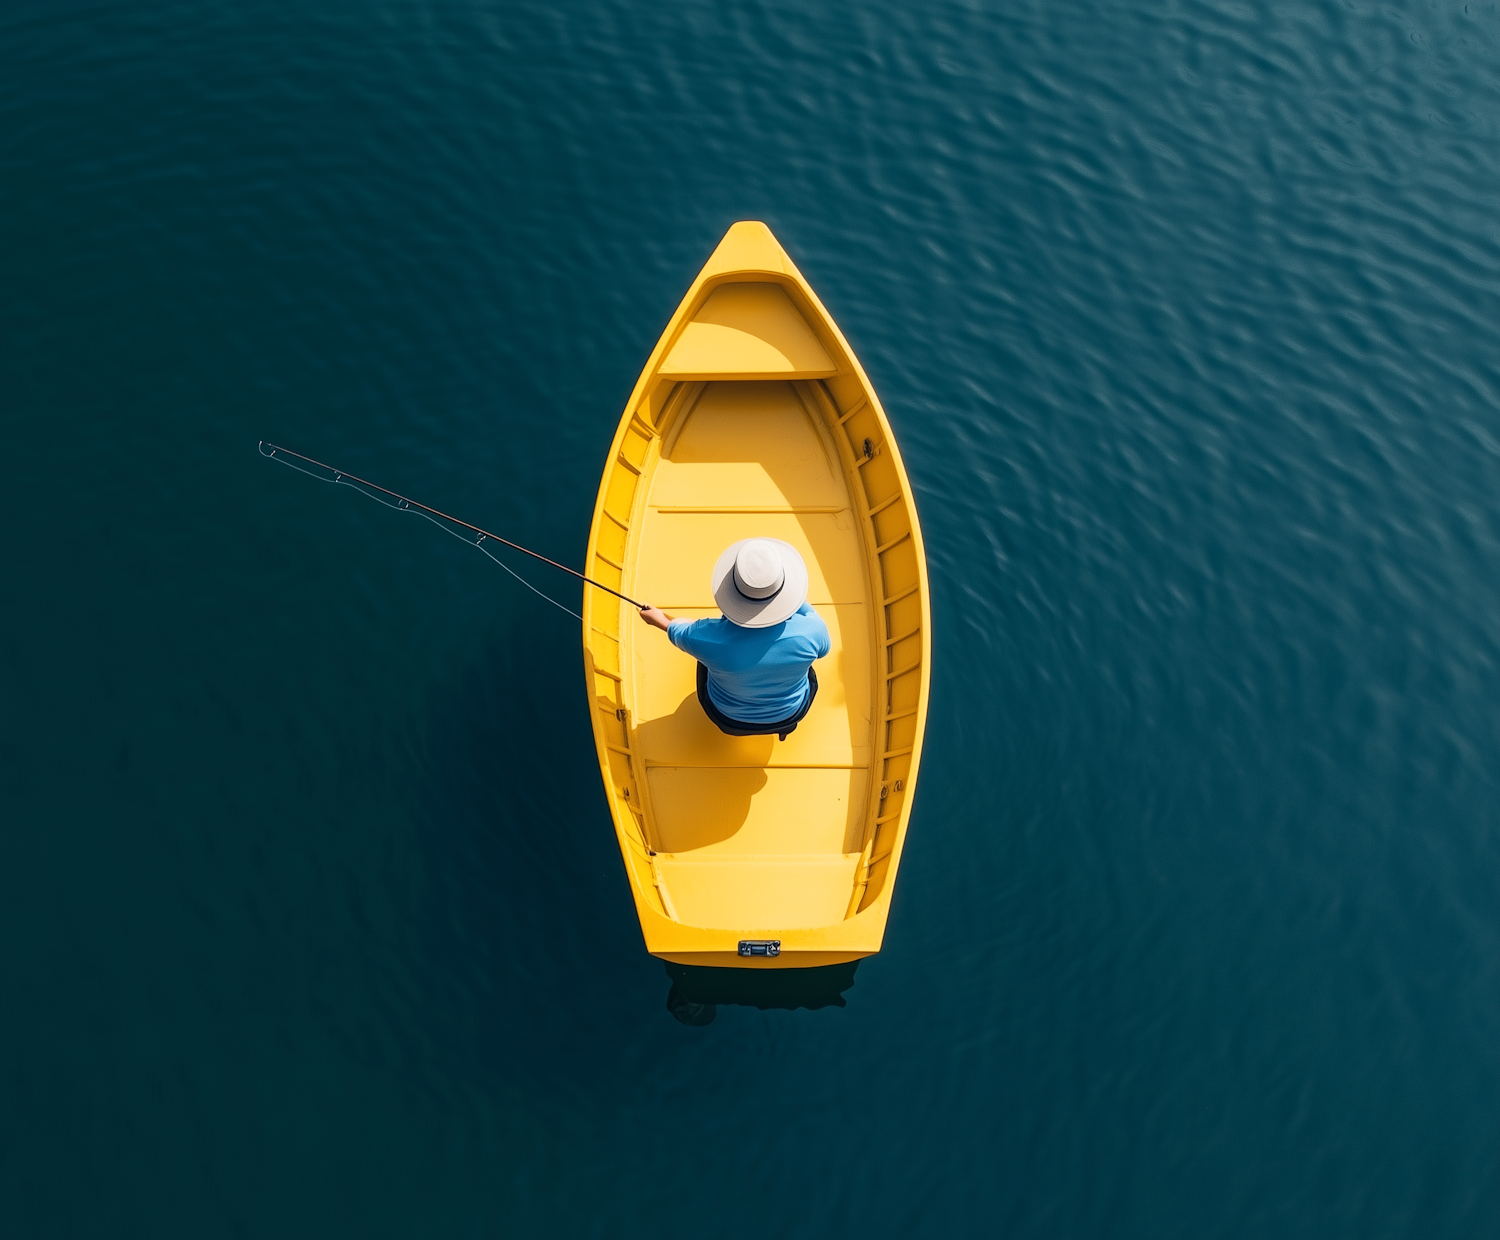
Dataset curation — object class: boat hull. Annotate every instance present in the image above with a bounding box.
[582,223,930,967]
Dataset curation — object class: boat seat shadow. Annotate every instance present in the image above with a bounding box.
[631,696,768,852]
[630,690,777,773]
[634,696,869,859]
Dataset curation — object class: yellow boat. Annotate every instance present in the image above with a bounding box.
[582,222,930,968]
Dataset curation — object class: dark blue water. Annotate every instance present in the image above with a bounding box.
[3,1,1498,1234]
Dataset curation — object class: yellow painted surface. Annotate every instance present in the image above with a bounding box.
[582,222,931,968]
[660,284,838,380]
[654,856,861,931]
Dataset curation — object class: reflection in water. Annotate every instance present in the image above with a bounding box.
[664,961,859,1025]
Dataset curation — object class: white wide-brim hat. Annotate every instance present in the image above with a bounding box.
[711,538,810,628]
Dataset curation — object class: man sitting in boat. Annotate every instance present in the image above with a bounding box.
[639,538,830,741]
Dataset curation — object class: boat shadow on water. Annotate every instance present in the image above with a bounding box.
[663,960,859,1025]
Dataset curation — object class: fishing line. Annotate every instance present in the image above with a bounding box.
[259,441,645,618]
[264,445,581,618]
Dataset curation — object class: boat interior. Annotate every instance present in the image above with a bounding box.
[588,260,923,939]
[633,374,874,929]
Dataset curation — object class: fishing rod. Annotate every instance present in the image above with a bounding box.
[258,441,647,612]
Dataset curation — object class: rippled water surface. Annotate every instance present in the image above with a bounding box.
[3,0,1498,1235]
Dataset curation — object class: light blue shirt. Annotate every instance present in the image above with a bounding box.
[668,602,831,723]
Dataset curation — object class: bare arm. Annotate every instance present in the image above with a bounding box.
[638,604,673,632]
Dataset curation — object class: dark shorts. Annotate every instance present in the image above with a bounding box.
[696,663,819,739]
